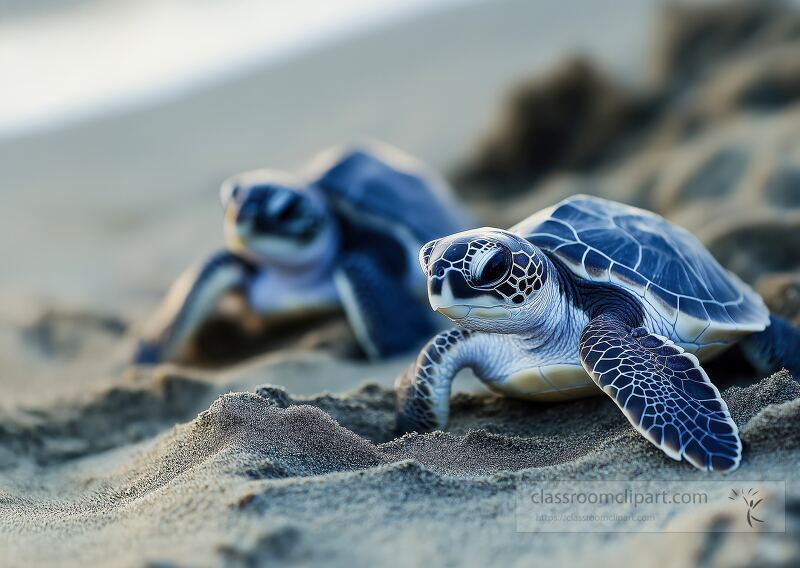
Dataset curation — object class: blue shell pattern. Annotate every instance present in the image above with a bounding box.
[312,148,471,243]
[515,195,768,330]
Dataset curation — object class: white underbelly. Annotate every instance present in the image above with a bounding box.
[248,270,339,314]
[487,364,599,401]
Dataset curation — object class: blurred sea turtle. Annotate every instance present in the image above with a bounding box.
[395,195,800,472]
[135,143,472,364]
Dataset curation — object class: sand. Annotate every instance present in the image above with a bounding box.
[1,366,798,566]
[1,1,800,566]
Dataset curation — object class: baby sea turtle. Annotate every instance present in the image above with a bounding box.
[395,195,800,471]
[135,144,471,363]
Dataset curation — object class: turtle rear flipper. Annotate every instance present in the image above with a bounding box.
[741,314,800,378]
[335,252,436,360]
[579,312,742,472]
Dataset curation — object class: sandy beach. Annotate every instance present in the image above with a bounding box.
[1,0,799,566]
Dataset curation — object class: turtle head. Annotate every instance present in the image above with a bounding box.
[220,170,335,267]
[419,228,549,332]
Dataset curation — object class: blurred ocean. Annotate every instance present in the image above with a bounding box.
[0,0,467,137]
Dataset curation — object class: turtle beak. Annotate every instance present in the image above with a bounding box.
[433,304,472,320]
[427,267,473,320]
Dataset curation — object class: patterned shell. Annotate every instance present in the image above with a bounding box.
[515,195,769,335]
[311,146,472,243]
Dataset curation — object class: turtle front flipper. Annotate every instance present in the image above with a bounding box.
[334,252,436,359]
[134,251,255,365]
[395,329,513,433]
[395,328,470,433]
[579,312,741,472]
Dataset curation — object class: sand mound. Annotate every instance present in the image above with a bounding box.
[0,369,797,565]
[452,57,647,196]
[456,0,800,199]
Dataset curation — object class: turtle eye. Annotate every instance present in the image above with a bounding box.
[471,246,511,288]
[267,192,304,222]
[275,196,303,222]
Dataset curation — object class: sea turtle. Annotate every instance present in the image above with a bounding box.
[395,195,800,471]
[134,143,472,364]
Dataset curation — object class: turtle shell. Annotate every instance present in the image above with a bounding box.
[516,195,769,346]
[309,144,472,243]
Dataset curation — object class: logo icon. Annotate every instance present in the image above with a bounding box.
[729,488,765,528]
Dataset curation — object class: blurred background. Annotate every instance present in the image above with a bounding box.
[0,0,655,314]
[2,0,800,400]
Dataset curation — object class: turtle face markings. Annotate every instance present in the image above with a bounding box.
[220,171,334,267]
[419,228,547,324]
